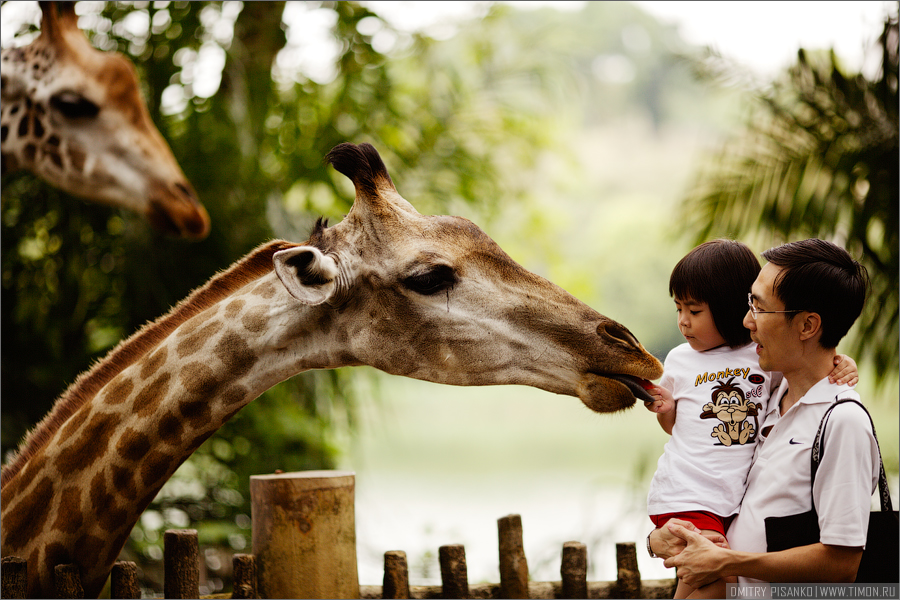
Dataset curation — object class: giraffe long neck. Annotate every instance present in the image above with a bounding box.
[0,240,325,598]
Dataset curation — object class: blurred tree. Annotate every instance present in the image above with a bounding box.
[678,14,899,384]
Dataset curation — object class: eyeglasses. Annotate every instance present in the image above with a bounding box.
[747,293,805,319]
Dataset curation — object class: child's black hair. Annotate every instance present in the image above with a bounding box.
[669,239,761,348]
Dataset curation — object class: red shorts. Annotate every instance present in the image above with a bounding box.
[650,511,734,537]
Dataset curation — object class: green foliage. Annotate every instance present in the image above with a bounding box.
[678,15,899,382]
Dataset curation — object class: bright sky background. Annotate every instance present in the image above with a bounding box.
[364,1,895,78]
[3,1,895,93]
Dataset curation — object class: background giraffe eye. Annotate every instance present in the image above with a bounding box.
[50,91,100,119]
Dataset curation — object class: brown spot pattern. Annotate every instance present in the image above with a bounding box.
[112,464,138,499]
[241,306,267,333]
[180,362,220,397]
[141,450,172,487]
[215,331,258,379]
[253,281,277,298]
[140,345,168,379]
[219,385,248,408]
[179,398,211,428]
[115,428,151,462]
[60,404,92,440]
[102,374,135,405]
[54,412,116,473]
[176,320,224,357]
[224,299,245,319]
[51,486,84,534]
[74,532,104,571]
[134,373,171,418]
[157,413,184,445]
[3,476,54,551]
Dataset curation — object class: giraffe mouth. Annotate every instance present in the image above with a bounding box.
[608,375,655,404]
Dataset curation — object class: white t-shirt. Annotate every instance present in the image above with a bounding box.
[727,379,880,588]
[648,343,781,518]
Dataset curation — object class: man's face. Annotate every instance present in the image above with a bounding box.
[743,263,801,373]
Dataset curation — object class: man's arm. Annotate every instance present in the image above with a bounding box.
[663,523,862,587]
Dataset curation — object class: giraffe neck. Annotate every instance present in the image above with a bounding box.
[0,240,343,598]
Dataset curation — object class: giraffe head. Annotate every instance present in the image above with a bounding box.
[0,1,209,239]
[273,143,663,412]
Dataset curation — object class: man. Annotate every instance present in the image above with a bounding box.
[648,238,880,589]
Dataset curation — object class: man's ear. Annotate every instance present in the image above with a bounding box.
[797,311,823,342]
[273,246,339,305]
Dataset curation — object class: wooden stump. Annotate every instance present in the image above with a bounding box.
[498,515,529,599]
[560,542,587,600]
[54,564,83,599]
[383,551,410,599]
[111,561,140,599]
[439,544,469,599]
[232,553,258,599]
[251,470,359,599]
[164,529,200,599]
[1,556,27,599]
[615,542,641,599]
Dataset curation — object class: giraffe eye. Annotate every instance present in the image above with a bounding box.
[50,91,100,119]
[402,265,458,296]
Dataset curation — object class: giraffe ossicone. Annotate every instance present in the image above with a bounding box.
[1,1,209,239]
[1,142,663,598]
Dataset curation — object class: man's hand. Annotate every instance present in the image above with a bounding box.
[663,523,728,588]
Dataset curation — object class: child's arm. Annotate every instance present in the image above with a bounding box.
[645,385,676,434]
[827,354,859,386]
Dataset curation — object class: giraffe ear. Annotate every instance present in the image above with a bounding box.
[273,246,339,305]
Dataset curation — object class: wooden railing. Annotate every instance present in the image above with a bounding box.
[1,519,676,598]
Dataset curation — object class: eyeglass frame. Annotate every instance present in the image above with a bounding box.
[747,293,806,319]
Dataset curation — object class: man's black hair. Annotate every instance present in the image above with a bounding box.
[762,238,869,349]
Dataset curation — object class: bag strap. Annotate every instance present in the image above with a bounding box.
[810,396,892,514]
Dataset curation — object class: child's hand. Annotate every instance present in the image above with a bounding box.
[644,384,675,414]
[828,354,859,386]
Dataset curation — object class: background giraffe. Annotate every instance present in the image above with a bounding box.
[1,143,663,598]
[1,1,209,239]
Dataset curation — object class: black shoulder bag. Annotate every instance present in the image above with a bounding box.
[764,397,899,583]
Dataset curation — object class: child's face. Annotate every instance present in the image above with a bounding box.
[674,297,727,352]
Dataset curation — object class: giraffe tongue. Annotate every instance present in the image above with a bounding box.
[611,375,655,404]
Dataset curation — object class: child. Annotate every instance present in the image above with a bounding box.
[644,239,857,599]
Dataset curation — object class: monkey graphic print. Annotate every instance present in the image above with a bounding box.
[647,343,782,518]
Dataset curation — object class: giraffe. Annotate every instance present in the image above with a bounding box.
[0,142,663,598]
[0,1,210,239]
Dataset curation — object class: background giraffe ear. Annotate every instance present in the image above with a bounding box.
[273,246,339,305]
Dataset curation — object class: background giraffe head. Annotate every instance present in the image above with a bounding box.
[1,1,209,239]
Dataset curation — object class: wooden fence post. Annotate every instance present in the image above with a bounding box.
[383,551,410,599]
[111,561,140,599]
[560,541,587,599]
[164,529,200,599]
[1,556,27,599]
[54,564,83,599]
[615,542,641,599]
[232,553,257,599]
[438,544,469,599]
[251,470,359,599]
[498,514,529,599]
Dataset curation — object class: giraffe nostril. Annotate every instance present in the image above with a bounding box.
[174,182,198,204]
